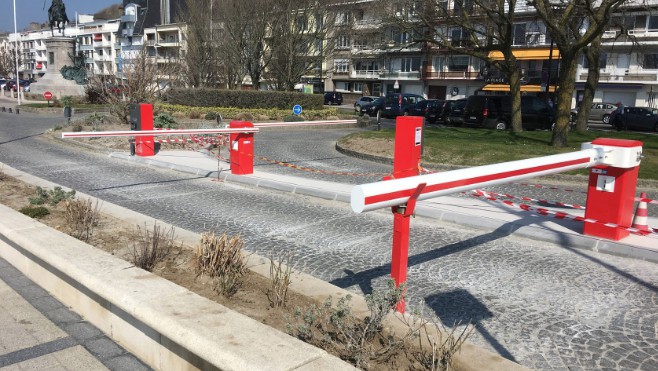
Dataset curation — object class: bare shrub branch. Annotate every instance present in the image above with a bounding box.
[194,231,248,297]
[131,223,178,271]
[267,251,293,308]
[64,198,101,242]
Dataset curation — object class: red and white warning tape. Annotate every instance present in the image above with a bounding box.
[471,190,657,236]
[474,190,586,210]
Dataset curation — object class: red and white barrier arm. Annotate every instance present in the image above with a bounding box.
[351,147,604,213]
[473,189,586,210]
[61,127,259,139]
[253,119,357,128]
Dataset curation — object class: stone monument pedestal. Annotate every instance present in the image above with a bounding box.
[30,37,85,98]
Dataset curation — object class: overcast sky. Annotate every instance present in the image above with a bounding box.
[1,0,120,33]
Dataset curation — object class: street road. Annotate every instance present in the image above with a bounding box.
[1,112,657,370]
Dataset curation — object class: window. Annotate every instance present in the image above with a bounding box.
[643,54,658,69]
[335,81,351,91]
[450,27,469,47]
[334,59,349,73]
[583,52,607,69]
[513,23,527,46]
[336,11,351,25]
[296,16,308,31]
[48,52,54,64]
[353,82,363,93]
[336,35,350,49]
[401,57,420,72]
[448,55,469,71]
[649,16,658,31]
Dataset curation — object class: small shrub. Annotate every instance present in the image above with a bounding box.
[188,110,201,119]
[29,186,76,206]
[53,125,63,131]
[131,223,179,272]
[194,232,248,297]
[0,165,5,181]
[283,115,305,122]
[71,123,83,132]
[204,112,218,120]
[267,252,293,308]
[19,206,50,219]
[154,112,179,129]
[234,112,254,122]
[86,112,106,130]
[61,96,73,107]
[287,280,405,368]
[65,198,101,242]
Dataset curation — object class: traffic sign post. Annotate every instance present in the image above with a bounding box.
[293,105,302,116]
[43,91,53,106]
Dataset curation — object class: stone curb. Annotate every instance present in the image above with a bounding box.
[0,163,527,371]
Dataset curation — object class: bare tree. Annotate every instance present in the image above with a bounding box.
[530,0,625,147]
[182,0,223,87]
[266,0,338,91]
[88,47,160,126]
[375,0,529,132]
[0,47,21,78]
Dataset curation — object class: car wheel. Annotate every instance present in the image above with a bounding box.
[495,120,507,130]
[355,104,361,113]
[445,117,452,126]
[602,114,611,124]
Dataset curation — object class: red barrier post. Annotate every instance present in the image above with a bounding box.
[583,138,643,240]
[135,104,155,157]
[229,120,255,175]
[389,116,423,312]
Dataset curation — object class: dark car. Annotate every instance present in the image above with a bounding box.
[324,92,343,105]
[360,97,386,117]
[444,99,468,126]
[462,95,555,130]
[381,93,425,118]
[612,106,658,132]
[354,96,378,113]
[5,79,31,92]
[410,99,445,124]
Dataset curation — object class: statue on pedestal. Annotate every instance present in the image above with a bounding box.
[44,0,70,36]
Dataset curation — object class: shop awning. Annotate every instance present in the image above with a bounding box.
[482,84,557,93]
[488,48,561,61]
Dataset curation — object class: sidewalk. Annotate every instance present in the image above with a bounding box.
[110,149,658,263]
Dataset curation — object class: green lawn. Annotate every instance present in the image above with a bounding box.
[343,127,658,181]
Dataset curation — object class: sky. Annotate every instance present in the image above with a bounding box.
[1,0,120,33]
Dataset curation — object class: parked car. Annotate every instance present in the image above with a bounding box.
[360,97,386,117]
[410,99,445,124]
[324,92,343,105]
[462,95,555,130]
[5,79,31,92]
[444,99,468,126]
[381,93,425,118]
[354,96,378,113]
[570,102,618,124]
[612,106,658,132]
[0,79,6,91]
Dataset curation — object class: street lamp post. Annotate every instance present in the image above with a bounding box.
[13,0,21,105]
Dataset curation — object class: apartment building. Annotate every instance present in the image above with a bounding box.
[76,19,120,78]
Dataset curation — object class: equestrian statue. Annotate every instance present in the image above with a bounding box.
[44,0,70,36]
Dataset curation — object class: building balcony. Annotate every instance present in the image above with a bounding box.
[79,44,94,51]
[422,71,481,80]
[144,40,156,46]
[350,69,380,79]
[379,71,420,79]
[579,72,658,82]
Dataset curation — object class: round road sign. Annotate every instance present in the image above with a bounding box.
[44,91,53,100]
[293,104,302,115]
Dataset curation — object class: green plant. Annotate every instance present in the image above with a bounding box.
[71,123,83,132]
[29,186,76,206]
[154,112,179,129]
[86,112,105,130]
[19,206,50,219]
[61,96,73,107]
[65,198,101,242]
[53,125,63,131]
[194,232,248,297]
[131,223,179,272]
[283,114,305,122]
[204,112,218,120]
[267,252,293,308]
[287,280,405,368]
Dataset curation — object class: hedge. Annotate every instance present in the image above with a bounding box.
[164,88,324,110]
[155,103,341,121]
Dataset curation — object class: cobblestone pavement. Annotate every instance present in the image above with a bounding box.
[1,114,657,370]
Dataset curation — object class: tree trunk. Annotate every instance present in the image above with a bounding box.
[576,34,603,132]
[508,66,523,132]
[551,52,578,147]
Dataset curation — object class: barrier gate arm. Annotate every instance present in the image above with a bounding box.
[352,145,611,214]
[61,128,259,138]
